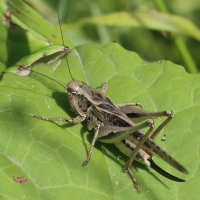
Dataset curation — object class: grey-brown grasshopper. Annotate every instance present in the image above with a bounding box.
[12,8,189,192]
[32,78,188,192]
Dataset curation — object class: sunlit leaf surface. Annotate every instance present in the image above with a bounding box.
[0,43,198,200]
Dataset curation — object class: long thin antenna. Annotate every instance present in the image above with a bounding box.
[18,66,66,90]
[57,8,74,81]
[1,61,66,89]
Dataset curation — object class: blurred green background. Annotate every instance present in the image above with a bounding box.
[23,0,200,74]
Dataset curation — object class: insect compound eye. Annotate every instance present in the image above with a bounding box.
[67,86,79,94]
[68,92,73,100]
[67,88,77,94]
[67,81,84,93]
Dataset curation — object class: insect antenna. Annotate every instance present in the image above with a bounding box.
[57,8,74,81]
[21,66,66,90]
[0,61,66,90]
[1,8,74,88]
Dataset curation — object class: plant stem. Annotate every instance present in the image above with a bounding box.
[152,0,198,73]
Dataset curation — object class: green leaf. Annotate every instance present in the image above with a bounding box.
[0,0,74,73]
[0,42,198,199]
[5,0,73,47]
[0,0,198,199]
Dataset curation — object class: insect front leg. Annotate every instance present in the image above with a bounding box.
[34,96,92,123]
[34,115,86,123]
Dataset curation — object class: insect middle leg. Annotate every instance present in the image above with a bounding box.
[83,119,155,166]
[95,82,108,93]
[82,121,101,166]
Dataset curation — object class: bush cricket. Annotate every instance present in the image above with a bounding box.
[18,58,189,192]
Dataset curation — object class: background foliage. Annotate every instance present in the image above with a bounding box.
[26,0,200,73]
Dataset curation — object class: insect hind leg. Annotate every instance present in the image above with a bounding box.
[150,110,173,140]
[117,102,146,110]
[127,168,142,192]
[122,119,154,171]
[122,119,154,191]
[119,107,173,140]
